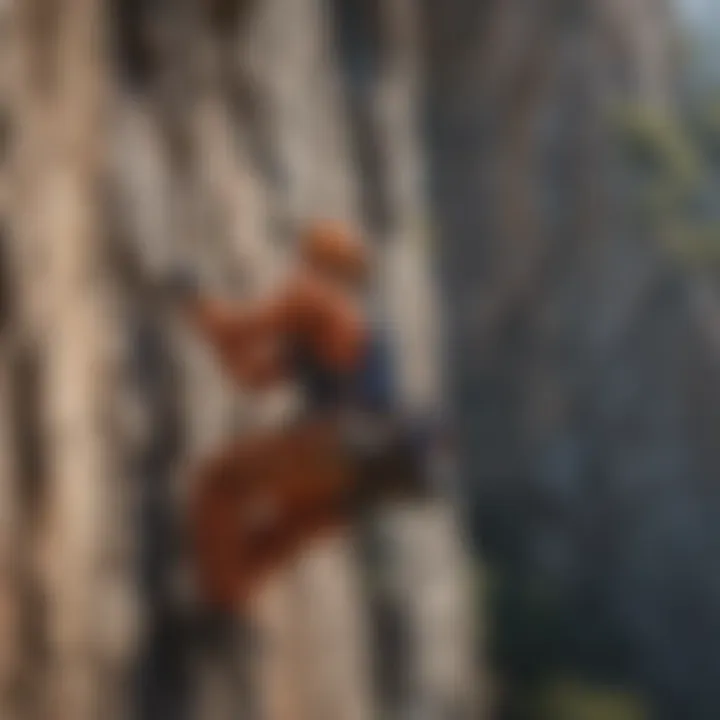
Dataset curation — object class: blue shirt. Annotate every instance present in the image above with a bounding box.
[292,327,396,414]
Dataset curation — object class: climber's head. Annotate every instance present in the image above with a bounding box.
[299,220,371,290]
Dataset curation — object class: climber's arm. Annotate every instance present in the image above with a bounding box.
[197,280,372,390]
[181,295,297,389]
[184,296,262,352]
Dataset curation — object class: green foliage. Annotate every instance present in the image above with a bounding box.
[613,105,703,191]
[694,96,720,153]
[535,679,648,720]
[661,221,720,268]
[613,102,720,270]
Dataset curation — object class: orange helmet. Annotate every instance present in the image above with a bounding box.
[299,220,371,286]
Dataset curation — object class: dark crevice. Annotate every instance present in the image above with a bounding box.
[0,107,9,168]
[0,228,10,335]
[11,345,44,518]
[329,0,394,237]
[205,0,255,39]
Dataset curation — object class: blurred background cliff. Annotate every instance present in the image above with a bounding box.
[0,0,719,719]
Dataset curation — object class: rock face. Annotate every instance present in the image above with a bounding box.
[423,0,720,716]
[0,1,482,719]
